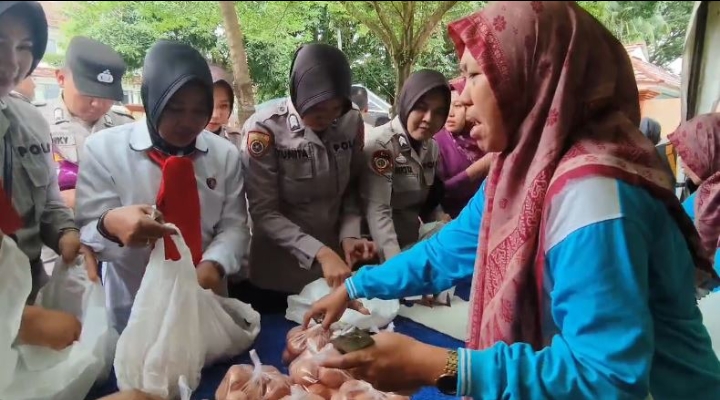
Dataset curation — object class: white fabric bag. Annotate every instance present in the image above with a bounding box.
[1,256,118,400]
[0,236,32,393]
[115,225,260,399]
[286,278,400,330]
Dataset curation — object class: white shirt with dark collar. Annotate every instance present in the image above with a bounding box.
[74,120,250,332]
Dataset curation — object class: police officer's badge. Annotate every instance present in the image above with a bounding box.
[207,177,217,190]
[247,130,272,158]
[398,135,410,151]
[371,150,393,176]
[97,69,114,84]
[288,115,302,132]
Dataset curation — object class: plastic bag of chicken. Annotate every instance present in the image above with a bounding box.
[216,350,292,400]
[330,380,409,400]
[288,342,352,400]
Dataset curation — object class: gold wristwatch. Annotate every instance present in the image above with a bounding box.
[435,350,459,395]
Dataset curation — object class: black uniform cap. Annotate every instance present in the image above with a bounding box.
[65,36,126,101]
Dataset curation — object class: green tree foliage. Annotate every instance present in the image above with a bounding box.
[62,1,693,106]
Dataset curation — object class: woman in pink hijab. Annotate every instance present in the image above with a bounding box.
[305,2,720,399]
[670,112,720,274]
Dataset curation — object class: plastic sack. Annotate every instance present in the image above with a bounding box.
[115,226,260,400]
[699,290,720,359]
[216,349,292,400]
[201,293,261,366]
[0,236,32,392]
[286,279,399,330]
[0,256,118,400]
[330,381,409,400]
[289,342,351,390]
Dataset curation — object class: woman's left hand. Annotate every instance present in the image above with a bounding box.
[320,331,448,393]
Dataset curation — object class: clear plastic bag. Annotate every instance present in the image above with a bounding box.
[330,380,409,400]
[289,342,352,390]
[283,324,331,365]
[281,384,326,400]
[216,349,292,400]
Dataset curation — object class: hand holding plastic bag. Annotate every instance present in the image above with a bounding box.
[116,225,260,399]
[114,231,204,400]
[286,279,399,330]
[1,256,118,400]
[0,235,32,392]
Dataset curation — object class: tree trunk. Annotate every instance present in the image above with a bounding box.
[218,1,255,127]
[392,56,414,116]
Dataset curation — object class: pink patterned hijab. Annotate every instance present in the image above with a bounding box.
[669,113,720,255]
[448,1,716,351]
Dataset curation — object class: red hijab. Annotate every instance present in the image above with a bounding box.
[448,1,715,351]
[669,113,720,255]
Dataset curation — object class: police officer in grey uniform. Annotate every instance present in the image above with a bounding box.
[36,36,132,271]
[362,70,451,262]
[38,36,133,194]
[239,44,374,313]
[0,1,81,301]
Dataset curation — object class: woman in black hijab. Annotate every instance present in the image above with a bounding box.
[0,1,47,98]
[0,0,87,356]
[141,40,214,155]
[639,117,661,146]
[236,43,374,313]
[75,39,251,332]
[361,69,450,263]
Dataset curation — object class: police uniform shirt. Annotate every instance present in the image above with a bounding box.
[38,96,134,164]
[241,98,364,293]
[362,116,439,262]
[0,96,76,268]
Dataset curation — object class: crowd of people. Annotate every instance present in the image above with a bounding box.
[2,0,720,399]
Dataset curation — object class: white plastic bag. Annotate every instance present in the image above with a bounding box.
[115,225,260,399]
[0,236,32,392]
[0,256,118,400]
[286,278,399,330]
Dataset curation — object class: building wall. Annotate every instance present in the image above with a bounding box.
[640,97,682,139]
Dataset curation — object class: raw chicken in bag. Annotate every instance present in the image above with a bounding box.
[115,225,260,399]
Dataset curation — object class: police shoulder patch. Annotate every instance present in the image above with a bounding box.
[247,130,273,158]
[371,149,393,176]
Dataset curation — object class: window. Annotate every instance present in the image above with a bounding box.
[35,83,60,101]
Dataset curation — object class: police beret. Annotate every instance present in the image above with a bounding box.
[65,36,127,101]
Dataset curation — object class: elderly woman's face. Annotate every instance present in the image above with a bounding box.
[459,49,507,153]
[0,10,35,98]
[158,82,211,147]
